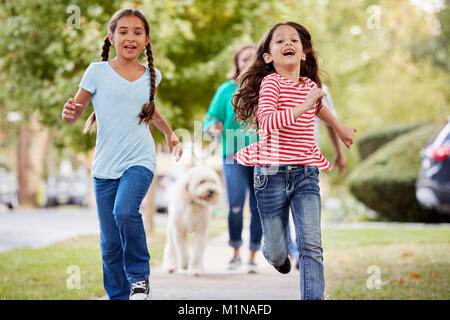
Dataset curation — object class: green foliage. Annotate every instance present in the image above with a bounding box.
[412,0,450,72]
[0,0,447,156]
[348,123,449,222]
[357,122,428,160]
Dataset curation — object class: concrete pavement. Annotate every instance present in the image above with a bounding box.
[150,229,301,300]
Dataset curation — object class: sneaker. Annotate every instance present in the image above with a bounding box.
[129,279,151,300]
[227,254,242,270]
[247,261,258,274]
[274,257,291,274]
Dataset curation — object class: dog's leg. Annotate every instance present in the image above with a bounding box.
[188,228,208,276]
[163,226,177,273]
[173,228,189,271]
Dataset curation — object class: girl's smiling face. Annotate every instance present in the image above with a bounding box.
[263,24,306,69]
[108,15,149,60]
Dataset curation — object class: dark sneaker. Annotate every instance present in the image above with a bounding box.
[274,257,291,274]
[227,254,242,270]
[129,279,151,300]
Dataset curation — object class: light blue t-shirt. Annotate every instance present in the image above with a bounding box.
[79,61,162,179]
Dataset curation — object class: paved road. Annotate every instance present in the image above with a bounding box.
[0,207,100,252]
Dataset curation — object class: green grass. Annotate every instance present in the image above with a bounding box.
[0,217,227,300]
[0,219,448,300]
[323,228,450,300]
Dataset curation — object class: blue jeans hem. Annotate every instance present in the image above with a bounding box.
[229,240,242,249]
[128,275,149,283]
[249,242,261,252]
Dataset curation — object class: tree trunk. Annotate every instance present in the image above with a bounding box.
[17,111,49,207]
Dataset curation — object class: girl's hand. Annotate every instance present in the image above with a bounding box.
[62,98,83,123]
[166,132,183,162]
[303,88,327,111]
[293,88,327,119]
[337,124,357,150]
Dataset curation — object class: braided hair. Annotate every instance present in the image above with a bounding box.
[84,9,157,134]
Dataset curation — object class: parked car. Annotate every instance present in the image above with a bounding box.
[0,156,19,210]
[416,117,450,214]
[45,167,89,207]
[155,174,176,213]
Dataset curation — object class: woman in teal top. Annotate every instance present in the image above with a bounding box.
[203,45,262,273]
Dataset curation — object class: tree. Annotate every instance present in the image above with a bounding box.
[0,0,119,205]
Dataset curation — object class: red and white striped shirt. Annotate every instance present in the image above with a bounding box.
[234,73,331,170]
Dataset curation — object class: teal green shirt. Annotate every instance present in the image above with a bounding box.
[203,81,259,158]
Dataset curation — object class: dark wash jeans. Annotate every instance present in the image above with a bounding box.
[93,165,153,300]
[253,164,325,300]
[222,156,262,252]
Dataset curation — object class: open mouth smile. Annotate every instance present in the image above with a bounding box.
[283,49,295,56]
[124,45,137,52]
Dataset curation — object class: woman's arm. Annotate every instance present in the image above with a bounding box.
[203,83,229,136]
[62,88,92,123]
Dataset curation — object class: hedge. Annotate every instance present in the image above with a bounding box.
[357,122,428,160]
[348,123,449,222]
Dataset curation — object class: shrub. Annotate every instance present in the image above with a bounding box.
[348,123,449,222]
[357,122,428,160]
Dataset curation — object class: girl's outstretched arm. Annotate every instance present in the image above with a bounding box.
[62,88,92,123]
[151,108,183,161]
[316,106,357,149]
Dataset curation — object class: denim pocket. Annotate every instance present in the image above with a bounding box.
[305,165,319,178]
[253,173,268,190]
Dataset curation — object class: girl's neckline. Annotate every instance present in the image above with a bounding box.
[106,61,147,84]
[275,73,308,87]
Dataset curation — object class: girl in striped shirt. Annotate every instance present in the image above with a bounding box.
[232,22,356,300]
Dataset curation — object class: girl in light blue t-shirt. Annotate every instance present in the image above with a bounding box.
[62,9,182,300]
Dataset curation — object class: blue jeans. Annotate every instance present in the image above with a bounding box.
[223,157,262,252]
[253,164,324,300]
[93,165,153,300]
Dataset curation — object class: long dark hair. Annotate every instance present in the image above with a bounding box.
[84,9,157,134]
[232,22,322,130]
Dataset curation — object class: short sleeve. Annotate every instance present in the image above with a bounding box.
[321,85,337,117]
[203,81,231,133]
[155,68,162,87]
[79,63,97,95]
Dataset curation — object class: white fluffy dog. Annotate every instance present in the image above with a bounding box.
[163,164,222,276]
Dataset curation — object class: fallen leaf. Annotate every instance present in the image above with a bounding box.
[401,252,413,258]
[432,271,439,278]
[339,256,348,262]
[408,271,421,279]
[397,276,406,286]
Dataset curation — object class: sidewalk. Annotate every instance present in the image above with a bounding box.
[149,228,301,300]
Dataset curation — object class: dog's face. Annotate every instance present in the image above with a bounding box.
[184,166,221,207]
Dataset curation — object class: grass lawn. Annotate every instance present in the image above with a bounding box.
[0,217,228,300]
[323,227,450,299]
[0,218,448,300]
